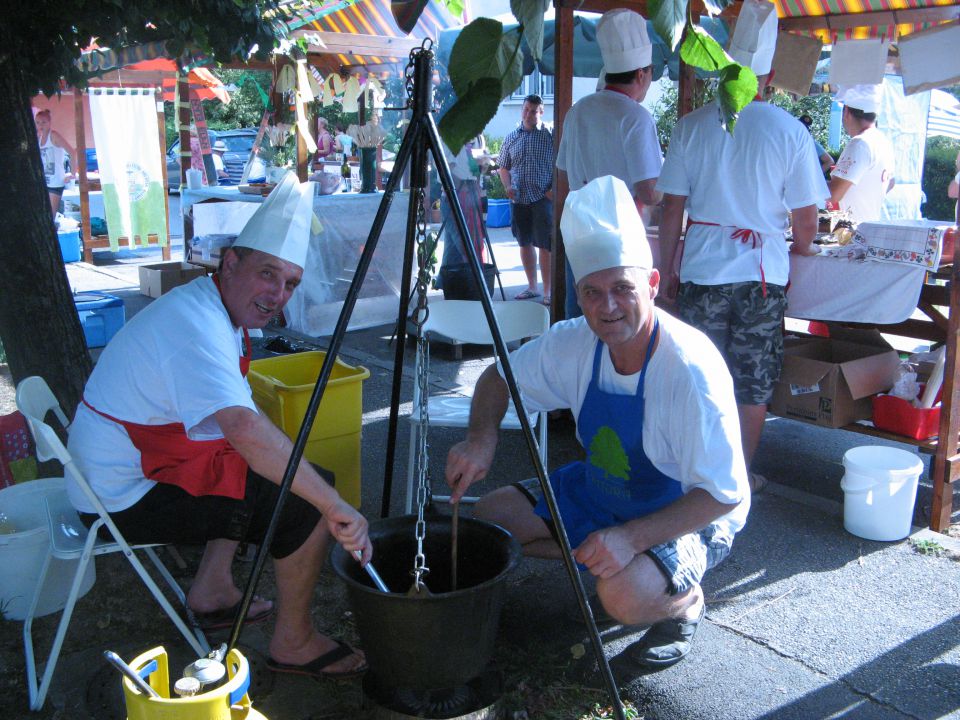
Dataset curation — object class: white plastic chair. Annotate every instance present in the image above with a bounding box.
[405,300,550,512]
[15,376,208,711]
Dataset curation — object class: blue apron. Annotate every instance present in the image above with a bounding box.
[534,320,683,549]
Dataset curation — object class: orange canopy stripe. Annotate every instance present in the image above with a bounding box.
[774,0,959,41]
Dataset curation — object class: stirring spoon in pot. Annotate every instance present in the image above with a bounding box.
[451,500,460,592]
[354,549,390,593]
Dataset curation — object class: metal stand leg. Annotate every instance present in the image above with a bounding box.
[229,44,627,720]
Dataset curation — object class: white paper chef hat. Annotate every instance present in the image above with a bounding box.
[596,9,652,74]
[233,173,314,269]
[728,0,779,76]
[835,83,883,113]
[561,176,651,283]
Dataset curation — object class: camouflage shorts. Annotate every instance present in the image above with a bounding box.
[677,281,786,405]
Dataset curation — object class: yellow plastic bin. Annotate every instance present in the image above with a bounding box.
[247,352,370,508]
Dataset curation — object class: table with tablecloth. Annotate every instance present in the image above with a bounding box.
[783,219,957,532]
[182,186,413,336]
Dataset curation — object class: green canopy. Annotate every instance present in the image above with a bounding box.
[437,15,730,82]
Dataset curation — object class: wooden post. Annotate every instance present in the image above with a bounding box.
[177,74,193,243]
[74,90,95,264]
[931,260,960,532]
[551,2,575,322]
[156,87,171,261]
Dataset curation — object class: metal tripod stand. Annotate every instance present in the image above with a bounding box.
[227,41,627,720]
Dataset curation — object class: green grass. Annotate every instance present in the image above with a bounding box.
[910,538,946,556]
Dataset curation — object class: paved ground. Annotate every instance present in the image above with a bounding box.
[2,216,959,719]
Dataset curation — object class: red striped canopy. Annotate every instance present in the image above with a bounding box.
[301,0,458,67]
[774,0,960,42]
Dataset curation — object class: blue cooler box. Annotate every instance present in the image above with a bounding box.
[74,292,124,348]
[486,198,511,228]
[57,230,81,263]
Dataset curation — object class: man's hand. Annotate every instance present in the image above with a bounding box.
[323,496,372,563]
[574,525,638,579]
[445,437,497,502]
[790,242,820,257]
[659,269,680,302]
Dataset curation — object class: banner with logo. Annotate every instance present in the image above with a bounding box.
[89,88,168,249]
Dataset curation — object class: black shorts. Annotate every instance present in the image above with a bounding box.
[511,197,553,250]
[47,186,65,196]
[80,468,327,560]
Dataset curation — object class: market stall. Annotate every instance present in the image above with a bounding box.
[779,220,958,531]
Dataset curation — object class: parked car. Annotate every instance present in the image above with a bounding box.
[166,128,264,192]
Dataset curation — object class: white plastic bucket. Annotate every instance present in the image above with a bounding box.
[0,478,95,620]
[840,446,923,541]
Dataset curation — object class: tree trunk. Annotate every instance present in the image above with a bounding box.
[0,36,92,417]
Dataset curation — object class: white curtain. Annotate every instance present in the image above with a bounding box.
[89,89,168,249]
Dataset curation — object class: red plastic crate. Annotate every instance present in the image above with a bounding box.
[872,393,941,440]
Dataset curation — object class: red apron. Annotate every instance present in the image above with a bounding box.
[83,276,252,500]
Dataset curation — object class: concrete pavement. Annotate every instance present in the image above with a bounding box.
[7,220,960,719]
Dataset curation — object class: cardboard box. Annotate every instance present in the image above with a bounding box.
[771,331,900,428]
[138,262,206,298]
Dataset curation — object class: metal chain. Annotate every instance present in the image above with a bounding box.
[410,185,432,592]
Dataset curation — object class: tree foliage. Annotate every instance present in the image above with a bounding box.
[0,1,286,414]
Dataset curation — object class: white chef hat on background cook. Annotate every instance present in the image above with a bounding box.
[728,0,779,76]
[233,173,314,269]
[561,175,652,283]
[596,9,652,73]
[835,83,883,113]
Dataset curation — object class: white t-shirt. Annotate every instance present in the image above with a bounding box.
[831,126,895,224]
[39,134,66,188]
[68,277,257,513]
[501,311,750,538]
[657,101,829,286]
[556,90,662,192]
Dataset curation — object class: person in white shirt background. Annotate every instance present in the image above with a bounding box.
[827,84,896,223]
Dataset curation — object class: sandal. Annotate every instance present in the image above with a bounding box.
[542,295,552,306]
[267,640,368,681]
[187,597,273,631]
[514,289,540,300]
[626,602,705,670]
[749,472,769,494]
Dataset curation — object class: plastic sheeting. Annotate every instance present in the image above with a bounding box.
[183,188,413,336]
[877,76,930,222]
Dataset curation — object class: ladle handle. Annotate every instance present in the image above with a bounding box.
[104,651,160,698]
[354,549,391,593]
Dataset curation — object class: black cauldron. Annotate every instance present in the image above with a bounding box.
[331,515,520,691]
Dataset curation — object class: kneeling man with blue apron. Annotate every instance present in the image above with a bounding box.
[444,175,750,670]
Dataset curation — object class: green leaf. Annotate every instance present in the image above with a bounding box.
[438,78,504,155]
[510,0,551,62]
[717,63,758,133]
[648,0,688,53]
[679,24,732,73]
[438,0,465,17]
[448,18,523,101]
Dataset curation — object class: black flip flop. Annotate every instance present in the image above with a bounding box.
[267,640,368,681]
[188,598,274,631]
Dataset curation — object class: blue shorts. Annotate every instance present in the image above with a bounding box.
[515,477,732,594]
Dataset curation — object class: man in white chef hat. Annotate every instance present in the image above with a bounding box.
[556,7,663,320]
[445,176,749,670]
[828,84,896,223]
[656,0,828,495]
[69,173,371,680]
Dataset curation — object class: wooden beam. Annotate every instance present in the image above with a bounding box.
[289,29,420,58]
[552,3,575,322]
[931,259,960,532]
[779,5,960,33]
[553,0,740,20]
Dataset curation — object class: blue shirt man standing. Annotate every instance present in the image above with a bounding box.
[498,94,554,304]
